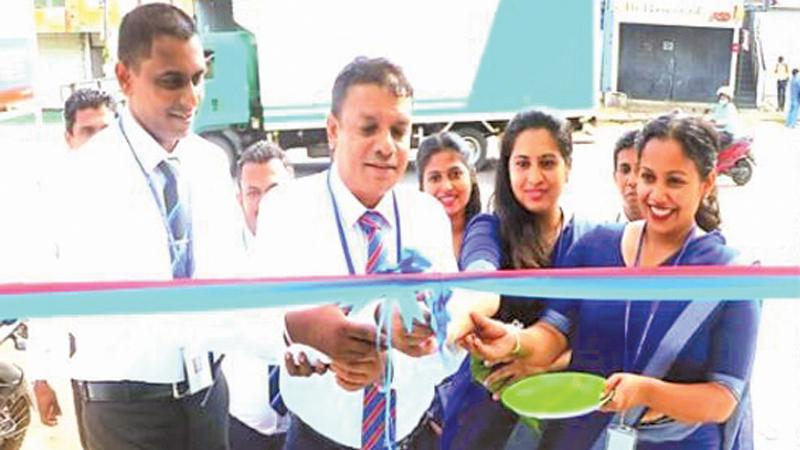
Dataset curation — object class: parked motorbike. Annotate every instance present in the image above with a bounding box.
[0,320,30,450]
[717,136,755,186]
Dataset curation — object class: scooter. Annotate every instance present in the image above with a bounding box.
[0,320,30,450]
[716,136,755,186]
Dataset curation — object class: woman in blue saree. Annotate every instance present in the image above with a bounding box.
[461,114,760,450]
[440,110,596,450]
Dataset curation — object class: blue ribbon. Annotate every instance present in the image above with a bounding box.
[1,266,798,320]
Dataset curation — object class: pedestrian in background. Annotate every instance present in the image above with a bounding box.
[786,68,800,128]
[775,56,790,112]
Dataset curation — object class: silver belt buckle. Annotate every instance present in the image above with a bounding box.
[171,382,189,399]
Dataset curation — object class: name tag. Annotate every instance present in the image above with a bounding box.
[181,345,213,395]
[605,424,637,450]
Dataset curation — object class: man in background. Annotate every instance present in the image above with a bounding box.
[225,140,294,450]
[63,88,116,149]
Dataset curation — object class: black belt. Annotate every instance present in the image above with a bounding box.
[73,379,192,402]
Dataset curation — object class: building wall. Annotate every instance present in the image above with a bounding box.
[36,32,89,108]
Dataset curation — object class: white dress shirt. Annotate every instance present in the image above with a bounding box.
[253,164,460,447]
[39,107,249,383]
[223,220,289,436]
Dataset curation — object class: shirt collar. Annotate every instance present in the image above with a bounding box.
[119,106,186,174]
[328,161,396,232]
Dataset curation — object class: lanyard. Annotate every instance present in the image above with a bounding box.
[623,223,696,372]
[118,118,184,253]
[326,169,402,275]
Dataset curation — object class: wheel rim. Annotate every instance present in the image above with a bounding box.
[732,161,752,184]
[461,135,482,166]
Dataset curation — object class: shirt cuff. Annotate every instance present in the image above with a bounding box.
[463,259,498,271]
[540,308,571,337]
[709,372,746,403]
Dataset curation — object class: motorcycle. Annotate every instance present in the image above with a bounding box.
[0,320,31,450]
[716,135,755,186]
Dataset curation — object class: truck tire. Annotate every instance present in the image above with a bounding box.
[202,132,238,176]
[454,126,488,171]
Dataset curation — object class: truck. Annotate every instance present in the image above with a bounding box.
[0,0,36,115]
[192,0,597,171]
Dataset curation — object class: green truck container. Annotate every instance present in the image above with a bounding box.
[193,0,597,170]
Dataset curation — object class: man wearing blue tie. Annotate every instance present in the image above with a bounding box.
[40,3,247,449]
[254,57,461,449]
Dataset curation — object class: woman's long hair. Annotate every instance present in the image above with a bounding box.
[636,114,722,232]
[416,132,482,225]
[494,110,573,269]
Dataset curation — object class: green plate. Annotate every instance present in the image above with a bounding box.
[500,372,607,419]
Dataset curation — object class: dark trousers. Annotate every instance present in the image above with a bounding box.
[778,79,788,111]
[229,415,286,450]
[284,413,439,450]
[70,380,89,450]
[80,374,230,450]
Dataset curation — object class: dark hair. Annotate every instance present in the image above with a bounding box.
[793,68,799,76]
[613,129,639,169]
[331,56,413,118]
[636,114,721,232]
[63,88,116,133]
[494,109,573,269]
[416,132,482,224]
[117,3,197,69]
[236,140,293,181]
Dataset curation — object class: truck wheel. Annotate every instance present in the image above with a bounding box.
[202,132,238,176]
[454,127,488,171]
[731,159,753,186]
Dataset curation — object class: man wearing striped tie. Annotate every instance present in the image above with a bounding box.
[35,4,248,449]
[254,57,462,449]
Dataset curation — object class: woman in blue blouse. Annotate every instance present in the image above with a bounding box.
[461,114,760,449]
[441,110,595,449]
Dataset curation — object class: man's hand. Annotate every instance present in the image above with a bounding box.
[284,351,329,377]
[330,352,386,391]
[285,305,384,363]
[33,380,61,426]
[390,308,436,357]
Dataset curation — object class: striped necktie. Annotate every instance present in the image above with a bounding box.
[358,211,396,450]
[157,159,194,279]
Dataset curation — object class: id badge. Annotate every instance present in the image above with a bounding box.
[605,423,637,450]
[181,345,213,395]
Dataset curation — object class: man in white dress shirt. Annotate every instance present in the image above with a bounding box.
[254,57,459,450]
[32,4,247,449]
[224,141,294,450]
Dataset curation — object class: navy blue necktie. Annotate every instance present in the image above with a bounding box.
[158,159,194,279]
[268,364,288,416]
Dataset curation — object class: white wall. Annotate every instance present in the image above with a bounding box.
[35,33,89,109]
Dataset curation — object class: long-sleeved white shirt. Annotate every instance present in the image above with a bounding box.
[253,164,461,447]
[32,107,251,383]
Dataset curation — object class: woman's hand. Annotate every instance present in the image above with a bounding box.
[457,312,517,365]
[482,358,550,399]
[600,373,655,413]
